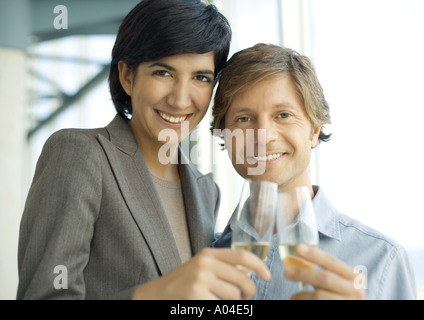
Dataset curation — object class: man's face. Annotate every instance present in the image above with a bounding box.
[224,74,321,191]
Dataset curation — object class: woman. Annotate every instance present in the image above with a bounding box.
[17,0,270,300]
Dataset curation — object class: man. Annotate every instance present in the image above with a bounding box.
[211,43,416,300]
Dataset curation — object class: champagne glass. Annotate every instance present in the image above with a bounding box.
[231,179,278,266]
[276,186,319,290]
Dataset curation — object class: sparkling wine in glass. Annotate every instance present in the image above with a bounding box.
[277,186,319,290]
[231,179,278,263]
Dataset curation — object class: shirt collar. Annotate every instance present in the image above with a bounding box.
[312,185,342,241]
[228,185,342,241]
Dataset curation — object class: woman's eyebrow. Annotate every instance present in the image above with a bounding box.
[148,62,214,76]
[148,62,175,71]
[194,70,215,76]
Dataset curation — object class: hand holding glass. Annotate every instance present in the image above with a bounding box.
[277,186,319,289]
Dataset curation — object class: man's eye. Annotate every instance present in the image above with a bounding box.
[278,113,290,119]
[237,116,250,123]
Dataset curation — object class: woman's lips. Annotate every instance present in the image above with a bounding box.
[157,110,190,124]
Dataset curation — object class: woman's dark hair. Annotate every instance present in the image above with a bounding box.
[109,0,232,121]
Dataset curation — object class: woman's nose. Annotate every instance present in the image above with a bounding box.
[167,80,191,110]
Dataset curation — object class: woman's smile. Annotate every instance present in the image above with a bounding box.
[156,109,193,127]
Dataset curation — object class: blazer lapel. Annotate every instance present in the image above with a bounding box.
[98,116,181,275]
[179,151,216,254]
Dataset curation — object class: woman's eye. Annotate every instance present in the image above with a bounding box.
[153,70,171,77]
[278,112,290,119]
[194,75,212,83]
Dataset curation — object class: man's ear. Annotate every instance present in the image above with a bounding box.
[118,61,133,96]
[311,124,321,148]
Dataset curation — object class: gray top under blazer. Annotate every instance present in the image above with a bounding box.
[17,115,220,300]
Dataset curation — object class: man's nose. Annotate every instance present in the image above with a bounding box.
[256,117,278,146]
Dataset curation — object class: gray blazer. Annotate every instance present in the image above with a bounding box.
[17,115,220,300]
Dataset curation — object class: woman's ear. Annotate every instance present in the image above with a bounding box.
[311,124,321,148]
[118,61,133,96]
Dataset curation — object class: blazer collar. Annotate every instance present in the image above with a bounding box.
[105,115,138,156]
[179,158,216,254]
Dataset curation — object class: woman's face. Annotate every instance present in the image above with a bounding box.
[119,52,215,153]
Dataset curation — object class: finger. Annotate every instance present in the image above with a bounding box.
[296,244,355,280]
[206,248,271,281]
[208,255,258,299]
[291,289,344,300]
[194,248,259,299]
[293,245,366,299]
[209,271,256,300]
[285,267,353,295]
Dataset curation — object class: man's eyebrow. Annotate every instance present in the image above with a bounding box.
[274,103,296,110]
[230,103,296,115]
[148,62,214,76]
[231,107,251,115]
